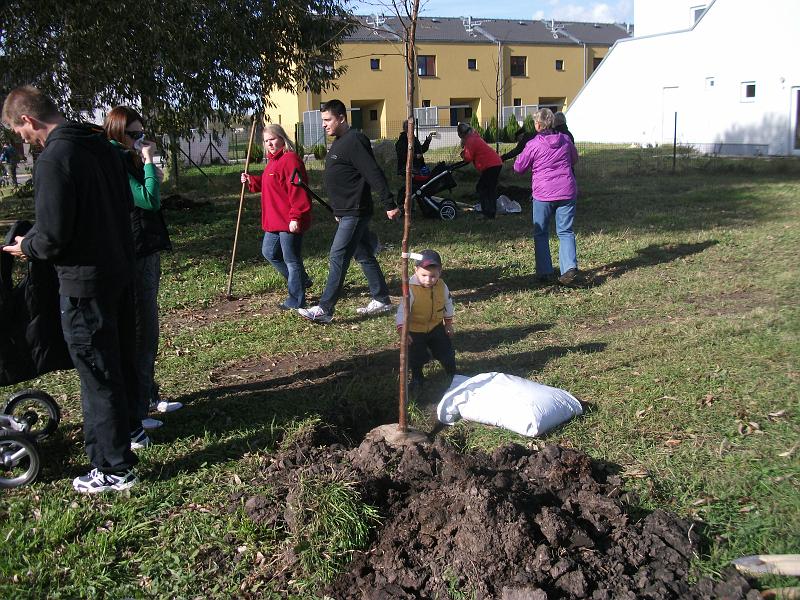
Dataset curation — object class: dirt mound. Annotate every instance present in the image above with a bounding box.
[235,425,759,599]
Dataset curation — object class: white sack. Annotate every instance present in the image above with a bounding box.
[436,372,583,437]
[496,194,522,214]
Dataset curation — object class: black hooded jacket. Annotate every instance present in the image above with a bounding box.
[20,122,136,297]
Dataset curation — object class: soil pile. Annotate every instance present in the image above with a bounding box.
[237,425,759,599]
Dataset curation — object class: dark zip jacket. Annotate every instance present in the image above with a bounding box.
[324,128,395,217]
[20,122,136,297]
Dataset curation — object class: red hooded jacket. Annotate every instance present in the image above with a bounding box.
[248,149,312,233]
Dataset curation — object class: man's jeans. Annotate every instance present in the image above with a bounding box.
[319,215,390,314]
[261,231,310,308]
[60,286,139,474]
[532,198,577,276]
[134,253,161,420]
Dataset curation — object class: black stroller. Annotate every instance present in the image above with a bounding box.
[1,220,66,488]
[400,161,469,221]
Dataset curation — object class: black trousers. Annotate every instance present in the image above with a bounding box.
[60,286,139,474]
[477,165,502,219]
[408,324,456,382]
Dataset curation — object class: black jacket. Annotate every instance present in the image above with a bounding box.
[555,124,575,145]
[501,131,536,162]
[1,221,72,385]
[395,131,430,175]
[324,128,394,217]
[20,122,136,297]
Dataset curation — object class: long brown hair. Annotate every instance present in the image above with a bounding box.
[103,106,144,168]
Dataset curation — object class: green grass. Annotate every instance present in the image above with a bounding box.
[1,153,799,597]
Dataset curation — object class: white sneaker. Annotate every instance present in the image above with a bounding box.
[297,305,333,323]
[142,418,163,430]
[73,468,137,494]
[149,400,183,413]
[356,299,393,316]
[130,428,152,450]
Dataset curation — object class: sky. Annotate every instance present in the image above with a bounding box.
[348,0,634,23]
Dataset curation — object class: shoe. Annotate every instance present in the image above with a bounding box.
[73,468,137,493]
[142,418,163,430]
[536,273,556,284]
[278,302,292,311]
[297,305,333,323]
[130,428,152,450]
[356,299,393,316]
[558,268,578,286]
[149,400,183,413]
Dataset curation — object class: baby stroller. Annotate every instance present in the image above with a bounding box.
[400,161,469,221]
[1,220,68,488]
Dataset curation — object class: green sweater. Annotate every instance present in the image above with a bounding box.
[110,140,160,210]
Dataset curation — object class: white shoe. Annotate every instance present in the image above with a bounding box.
[142,418,163,430]
[73,468,137,493]
[356,299,393,315]
[149,400,183,413]
[130,428,152,450]
[297,305,333,323]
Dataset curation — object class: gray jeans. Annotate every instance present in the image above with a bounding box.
[133,253,161,420]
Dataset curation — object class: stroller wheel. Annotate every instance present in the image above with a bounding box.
[438,200,458,221]
[4,389,61,441]
[0,430,40,488]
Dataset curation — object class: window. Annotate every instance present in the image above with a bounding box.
[593,57,603,70]
[417,55,436,77]
[464,107,472,119]
[691,5,706,23]
[705,77,715,90]
[369,109,378,121]
[513,98,522,107]
[510,56,526,77]
[467,58,477,70]
[370,58,380,70]
[422,99,431,107]
[555,59,565,71]
[741,81,756,102]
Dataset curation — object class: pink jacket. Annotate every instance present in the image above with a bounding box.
[513,131,578,201]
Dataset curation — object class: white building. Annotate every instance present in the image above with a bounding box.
[566,0,800,156]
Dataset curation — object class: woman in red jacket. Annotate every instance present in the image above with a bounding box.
[241,124,312,309]
[457,123,503,219]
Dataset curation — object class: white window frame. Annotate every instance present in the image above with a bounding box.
[740,81,756,103]
[691,5,707,24]
[705,77,715,90]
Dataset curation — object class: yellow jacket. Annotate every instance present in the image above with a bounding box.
[396,275,454,333]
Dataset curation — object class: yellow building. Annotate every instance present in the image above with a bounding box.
[266,16,630,144]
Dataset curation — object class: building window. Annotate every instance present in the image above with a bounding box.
[691,5,706,24]
[593,57,603,70]
[422,99,431,107]
[705,77,715,90]
[467,58,477,70]
[417,55,436,77]
[555,59,565,71]
[513,98,522,106]
[369,109,378,121]
[741,81,756,102]
[370,58,380,70]
[464,107,472,119]
[510,56,526,77]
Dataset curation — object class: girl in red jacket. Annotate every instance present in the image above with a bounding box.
[457,123,503,219]
[241,124,312,309]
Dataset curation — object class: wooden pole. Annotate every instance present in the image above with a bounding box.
[225,117,258,299]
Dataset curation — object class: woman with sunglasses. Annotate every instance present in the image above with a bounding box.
[104,106,180,445]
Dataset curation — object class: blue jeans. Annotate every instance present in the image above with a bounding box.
[133,253,161,420]
[319,215,389,314]
[532,199,577,276]
[261,231,310,308]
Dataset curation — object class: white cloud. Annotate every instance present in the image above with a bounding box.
[538,0,632,23]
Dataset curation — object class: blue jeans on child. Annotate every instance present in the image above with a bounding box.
[318,215,390,315]
[532,198,577,277]
[261,231,310,308]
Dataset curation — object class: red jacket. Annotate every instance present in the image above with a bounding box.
[462,132,502,172]
[248,149,312,233]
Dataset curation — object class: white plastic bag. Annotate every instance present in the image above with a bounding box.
[437,372,583,437]
[496,194,522,214]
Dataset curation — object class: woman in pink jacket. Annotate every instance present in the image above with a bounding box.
[513,108,579,285]
[241,124,312,309]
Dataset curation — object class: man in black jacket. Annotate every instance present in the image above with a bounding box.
[395,119,433,175]
[298,99,399,324]
[2,85,143,493]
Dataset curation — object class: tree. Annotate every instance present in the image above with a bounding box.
[0,0,355,136]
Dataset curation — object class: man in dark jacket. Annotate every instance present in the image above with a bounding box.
[395,119,433,175]
[298,99,399,324]
[501,127,536,162]
[2,85,143,493]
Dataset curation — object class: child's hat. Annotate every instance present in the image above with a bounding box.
[416,249,442,268]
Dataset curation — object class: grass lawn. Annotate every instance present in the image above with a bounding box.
[1,155,798,598]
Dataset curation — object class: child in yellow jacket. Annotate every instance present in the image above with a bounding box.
[396,249,456,393]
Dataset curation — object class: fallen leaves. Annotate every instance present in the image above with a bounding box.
[778,444,797,458]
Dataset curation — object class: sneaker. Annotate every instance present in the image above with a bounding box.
[356,299,393,316]
[149,400,183,413]
[73,468,137,493]
[558,268,578,286]
[297,305,333,324]
[130,428,152,450]
[142,418,163,430]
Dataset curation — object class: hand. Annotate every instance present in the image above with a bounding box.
[240,172,250,184]
[2,236,26,258]
[444,322,454,337]
[140,140,157,163]
[289,220,299,233]
[386,208,400,220]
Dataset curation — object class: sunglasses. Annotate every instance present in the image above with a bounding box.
[125,129,145,140]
